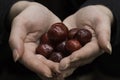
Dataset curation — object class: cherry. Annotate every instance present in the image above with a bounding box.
[75,29,92,45]
[65,39,82,53]
[49,52,63,62]
[36,44,53,58]
[48,22,68,43]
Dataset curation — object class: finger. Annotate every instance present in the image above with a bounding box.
[59,57,71,70]
[63,15,77,30]
[95,17,112,54]
[20,43,53,78]
[9,20,27,62]
[60,38,102,70]
[62,68,76,78]
[36,55,61,74]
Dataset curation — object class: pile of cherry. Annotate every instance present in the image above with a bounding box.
[36,22,92,62]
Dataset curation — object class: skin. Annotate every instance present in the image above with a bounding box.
[9,1,113,80]
[60,5,113,78]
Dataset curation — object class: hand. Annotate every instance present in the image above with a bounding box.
[9,1,62,79]
[59,5,113,78]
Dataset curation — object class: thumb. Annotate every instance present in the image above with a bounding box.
[95,18,112,54]
[9,21,27,62]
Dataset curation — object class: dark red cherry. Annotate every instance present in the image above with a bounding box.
[65,39,82,53]
[40,32,51,44]
[49,52,64,62]
[48,22,68,43]
[36,44,53,58]
[75,29,92,45]
[56,41,66,53]
[68,28,80,39]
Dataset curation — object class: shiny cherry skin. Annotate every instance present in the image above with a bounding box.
[75,29,92,46]
[48,22,68,43]
[40,32,51,44]
[65,39,82,53]
[55,41,66,53]
[36,44,53,58]
[49,52,63,62]
[68,28,80,39]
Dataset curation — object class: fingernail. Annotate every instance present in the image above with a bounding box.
[106,43,112,55]
[13,50,20,62]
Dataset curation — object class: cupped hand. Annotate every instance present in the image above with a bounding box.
[9,1,62,79]
[59,5,113,78]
